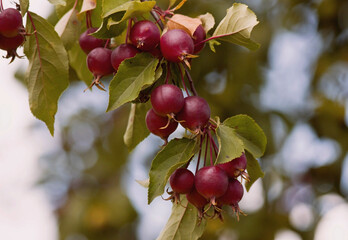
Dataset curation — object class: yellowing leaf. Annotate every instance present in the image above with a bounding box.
[167,14,202,37]
[48,0,66,6]
[55,9,81,49]
[80,0,97,14]
[19,0,29,16]
[212,3,260,50]
[136,178,150,188]
[157,198,206,240]
[198,12,215,33]
[24,12,69,135]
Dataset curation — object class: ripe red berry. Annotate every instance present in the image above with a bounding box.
[150,84,184,117]
[79,28,106,54]
[0,8,23,38]
[130,20,160,51]
[186,186,209,210]
[192,25,206,54]
[216,179,244,206]
[160,29,194,62]
[170,168,194,194]
[217,153,247,178]
[111,43,140,71]
[87,47,114,76]
[195,166,229,202]
[176,96,211,131]
[0,34,25,62]
[145,108,178,140]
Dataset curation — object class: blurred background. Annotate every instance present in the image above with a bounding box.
[0,0,348,239]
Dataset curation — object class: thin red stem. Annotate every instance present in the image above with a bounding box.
[209,136,214,166]
[125,18,132,43]
[208,130,218,158]
[194,33,234,46]
[195,135,204,173]
[0,0,4,11]
[203,134,209,167]
[165,63,171,84]
[104,39,110,48]
[86,11,91,28]
[27,12,43,70]
[183,63,198,96]
[178,63,189,96]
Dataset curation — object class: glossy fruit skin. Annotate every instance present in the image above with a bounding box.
[160,29,194,62]
[0,34,24,51]
[186,186,209,209]
[87,47,114,76]
[151,84,184,116]
[170,168,194,194]
[176,96,211,131]
[111,43,140,71]
[217,179,244,206]
[217,153,247,178]
[193,25,206,54]
[195,166,229,200]
[145,109,178,139]
[0,8,23,38]
[79,28,106,54]
[130,20,160,51]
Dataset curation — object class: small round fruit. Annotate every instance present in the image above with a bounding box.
[217,179,244,206]
[0,34,25,51]
[79,28,106,54]
[0,8,23,38]
[130,20,160,51]
[160,29,194,62]
[145,108,178,140]
[151,84,184,116]
[176,96,211,131]
[111,43,140,71]
[186,186,209,210]
[195,166,229,200]
[170,168,194,194]
[217,153,247,178]
[87,47,114,76]
[192,25,206,54]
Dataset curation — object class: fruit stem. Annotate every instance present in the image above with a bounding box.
[208,130,218,158]
[140,0,164,30]
[104,39,110,48]
[165,63,171,84]
[203,133,209,167]
[195,135,204,173]
[177,63,190,96]
[125,18,132,43]
[195,33,234,46]
[183,63,198,96]
[209,134,214,165]
[0,0,3,11]
[86,11,92,28]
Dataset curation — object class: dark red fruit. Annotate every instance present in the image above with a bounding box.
[195,166,229,202]
[130,20,160,51]
[217,153,247,178]
[186,186,209,210]
[149,47,162,59]
[111,43,140,71]
[192,25,206,54]
[79,28,106,54]
[176,96,211,131]
[0,34,25,62]
[160,29,194,62]
[0,8,23,38]
[87,47,113,76]
[170,168,194,194]
[217,179,244,206]
[151,84,184,117]
[145,108,178,140]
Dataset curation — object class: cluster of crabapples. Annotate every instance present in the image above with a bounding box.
[80,17,206,90]
[0,6,26,62]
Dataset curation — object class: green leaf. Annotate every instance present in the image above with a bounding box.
[55,8,81,50]
[102,0,156,22]
[92,13,127,39]
[48,0,66,6]
[19,0,29,16]
[107,53,158,112]
[157,198,206,240]
[123,102,151,151]
[24,12,69,135]
[68,44,93,85]
[148,138,196,204]
[211,3,260,51]
[215,124,244,164]
[245,151,264,191]
[223,114,267,158]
